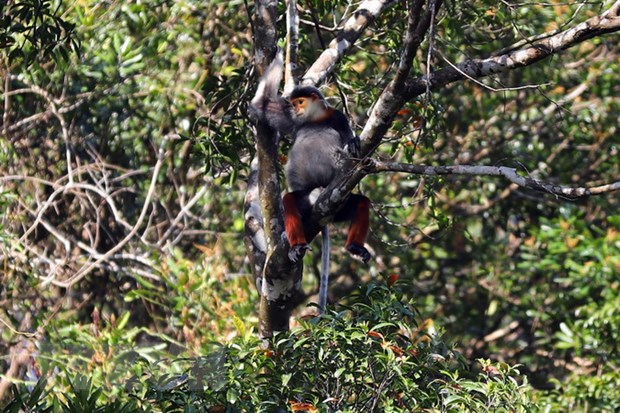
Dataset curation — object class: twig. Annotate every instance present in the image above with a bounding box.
[157,185,209,249]
[49,137,169,288]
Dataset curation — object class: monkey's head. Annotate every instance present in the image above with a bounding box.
[289,86,329,122]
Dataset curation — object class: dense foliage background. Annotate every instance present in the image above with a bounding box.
[1,0,619,411]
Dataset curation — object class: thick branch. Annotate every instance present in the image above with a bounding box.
[244,156,266,279]
[301,0,401,86]
[361,0,442,154]
[361,0,620,153]
[248,0,304,338]
[372,161,620,199]
[403,1,620,99]
[253,0,279,75]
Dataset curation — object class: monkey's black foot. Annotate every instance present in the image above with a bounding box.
[289,243,312,262]
[347,244,371,263]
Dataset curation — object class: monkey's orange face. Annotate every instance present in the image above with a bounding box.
[290,94,325,121]
[290,97,311,117]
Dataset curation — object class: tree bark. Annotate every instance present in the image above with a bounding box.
[246,0,305,338]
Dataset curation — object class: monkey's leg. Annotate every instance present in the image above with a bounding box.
[282,192,312,262]
[335,194,371,263]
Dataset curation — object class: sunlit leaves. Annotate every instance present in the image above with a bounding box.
[0,0,79,64]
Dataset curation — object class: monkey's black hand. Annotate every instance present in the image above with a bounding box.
[344,135,361,157]
[289,243,312,262]
[347,243,371,263]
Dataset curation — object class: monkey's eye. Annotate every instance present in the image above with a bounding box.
[291,98,307,112]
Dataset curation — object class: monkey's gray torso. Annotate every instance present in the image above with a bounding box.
[285,124,343,192]
[249,72,355,193]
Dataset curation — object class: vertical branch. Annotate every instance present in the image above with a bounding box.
[394,0,426,87]
[243,156,266,290]
[2,71,10,139]
[248,0,304,339]
[249,0,282,338]
[253,1,279,74]
[284,0,300,94]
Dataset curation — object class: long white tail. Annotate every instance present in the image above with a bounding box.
[251,50,284,106]
[318,225,330,313]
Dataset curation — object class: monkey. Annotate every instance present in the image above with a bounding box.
[250,52,371,309]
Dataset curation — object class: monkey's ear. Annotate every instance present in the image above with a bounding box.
[310,93,321,100]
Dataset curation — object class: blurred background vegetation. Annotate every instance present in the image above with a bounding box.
[1,0,619,411]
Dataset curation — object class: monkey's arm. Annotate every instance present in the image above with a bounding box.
[327,110,360,157]
[249,51,298,136]
[249,96,297,136]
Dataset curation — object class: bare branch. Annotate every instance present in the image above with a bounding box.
[252,0,279,75]
[157,185,210,250]
[7,74,76,182]
[284,0,300,94]
[372,161,620,199]
[302,0,401,86]
[435,49,549,93]
[244,156,267,276]
[2,71,10,138]
[394,0,432,89]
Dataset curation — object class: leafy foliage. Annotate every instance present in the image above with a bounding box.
[0,0,79,63]
[4,283,534,412]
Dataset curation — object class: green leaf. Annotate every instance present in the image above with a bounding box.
[226,387,239,404]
